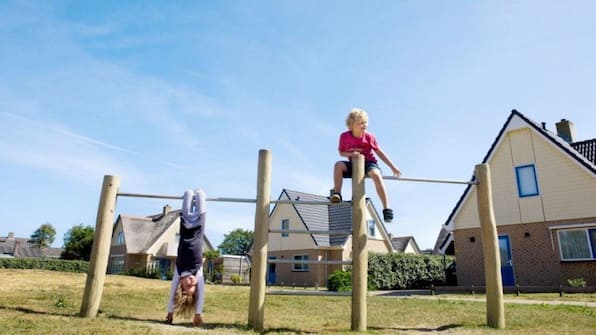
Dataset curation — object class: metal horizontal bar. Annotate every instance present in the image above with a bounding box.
[271,199,351,206]
[268,229,353,235]
[382,176,477,185]
[116,192,257,203]
[266,290,351,296]
[267,259,352,265]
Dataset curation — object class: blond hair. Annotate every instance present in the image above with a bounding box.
[345,108,368,128]
[174,283,196,319]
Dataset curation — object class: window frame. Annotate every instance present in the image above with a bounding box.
[556,227,596,261]
[292,254,309,272]
[281,219,289,237]
[367,219,376,237]
[515,164,540,197]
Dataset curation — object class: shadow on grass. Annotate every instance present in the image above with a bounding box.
[369,323,463,332]
[0,305,78,317]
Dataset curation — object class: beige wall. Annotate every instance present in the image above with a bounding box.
[268,204,317,251]
[454,126,596,231]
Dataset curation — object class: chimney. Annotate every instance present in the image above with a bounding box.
[555,119,575,143]
[163,204,172,216]
[8,232,14,239]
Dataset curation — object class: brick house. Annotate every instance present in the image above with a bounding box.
[435,110,596,287]
[266,189,395,287]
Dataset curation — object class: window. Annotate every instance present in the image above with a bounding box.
[367,219,375,236]
[292,254,309,271]
[281,219,289,237]
[515,164,539,197]
[109,256,125,274]
[557,228,596,261]
[115,231,124,245]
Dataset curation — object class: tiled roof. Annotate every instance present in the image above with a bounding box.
[572,138,596,165]
[391,236,420,253]
[279,189,381,247]
[0,238,62,258]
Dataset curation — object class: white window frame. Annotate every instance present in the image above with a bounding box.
[556,227,596,261]
[292,254,309,272]
[281,219,289,237]
[367,219,376,237]
[515,164,539,197]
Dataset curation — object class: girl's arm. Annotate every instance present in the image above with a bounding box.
[167,268,180,313]
[194,269,205,314]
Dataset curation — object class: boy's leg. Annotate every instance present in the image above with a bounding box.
[369,169,394,223]
[332,161,348,202]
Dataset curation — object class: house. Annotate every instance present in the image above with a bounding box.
[266,189,395,287]
[435,110,596,287]
[390,235,421,254]
[0,232,63,259]
[108,205,214,277]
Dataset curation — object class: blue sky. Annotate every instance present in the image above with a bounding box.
[1,1,595,250]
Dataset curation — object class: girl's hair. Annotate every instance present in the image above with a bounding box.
[174,282,196,319]
[345,108,368,128]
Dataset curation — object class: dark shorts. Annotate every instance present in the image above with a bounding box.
[342,161,380,178]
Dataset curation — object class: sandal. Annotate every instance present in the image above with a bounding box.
[330,192,342,203]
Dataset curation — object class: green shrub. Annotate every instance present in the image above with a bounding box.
[125,265,160,279]
[0,257,88,273]
[327,270,352,291]
[230,274,242,284]
[368,253,451,290]
[567,278,586,288]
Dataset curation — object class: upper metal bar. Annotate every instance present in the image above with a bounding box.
[267,259,352,265]
[382,176,477,185]
[268,229,353,235]
[271,199,351,206]
[117,192,257,203]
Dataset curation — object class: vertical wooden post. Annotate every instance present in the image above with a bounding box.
[475,164,505,329]
[351,154,367,331]
[80,175,120,317]
[248,149,272,332]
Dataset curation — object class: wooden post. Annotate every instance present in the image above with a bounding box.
[80,175,120,317]
[475,164,505,329]
[351,154,367,331]
[248,149,272,332]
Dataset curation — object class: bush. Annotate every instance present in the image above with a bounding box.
[567,278,586,288]
[368,253,451,290]
[230,274,242,284]
[327,270,352,291]
[125,265,160,279]
[0,257,88,273]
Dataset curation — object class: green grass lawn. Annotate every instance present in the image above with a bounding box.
[0,269,594,334]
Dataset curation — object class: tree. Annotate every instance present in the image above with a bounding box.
[30,223,56,249]
[61,224,95,261]
[217,229,253,255]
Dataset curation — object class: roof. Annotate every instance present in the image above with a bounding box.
[118,208,214,254]
[119,210,180,253]
[276,189,390,248]
[391,236,420,253]
[436,109,596,253]
[572,138,596,165]
[0,235,63,258]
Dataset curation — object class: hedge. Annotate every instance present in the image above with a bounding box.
[368,253,452,290]
[0,257,88,273]
[328,253,454,291]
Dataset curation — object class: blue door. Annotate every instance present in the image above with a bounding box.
[498,235,515,286]
[267,256,276,284]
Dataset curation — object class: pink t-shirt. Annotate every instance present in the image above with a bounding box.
[338,130,379,163]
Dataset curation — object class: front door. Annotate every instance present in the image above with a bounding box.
[498,235,515,286]
[267,256,276,284]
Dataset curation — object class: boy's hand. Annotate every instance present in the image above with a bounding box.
[392,168,402,178]
[165,312,173,324]
[193,314,203,327]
